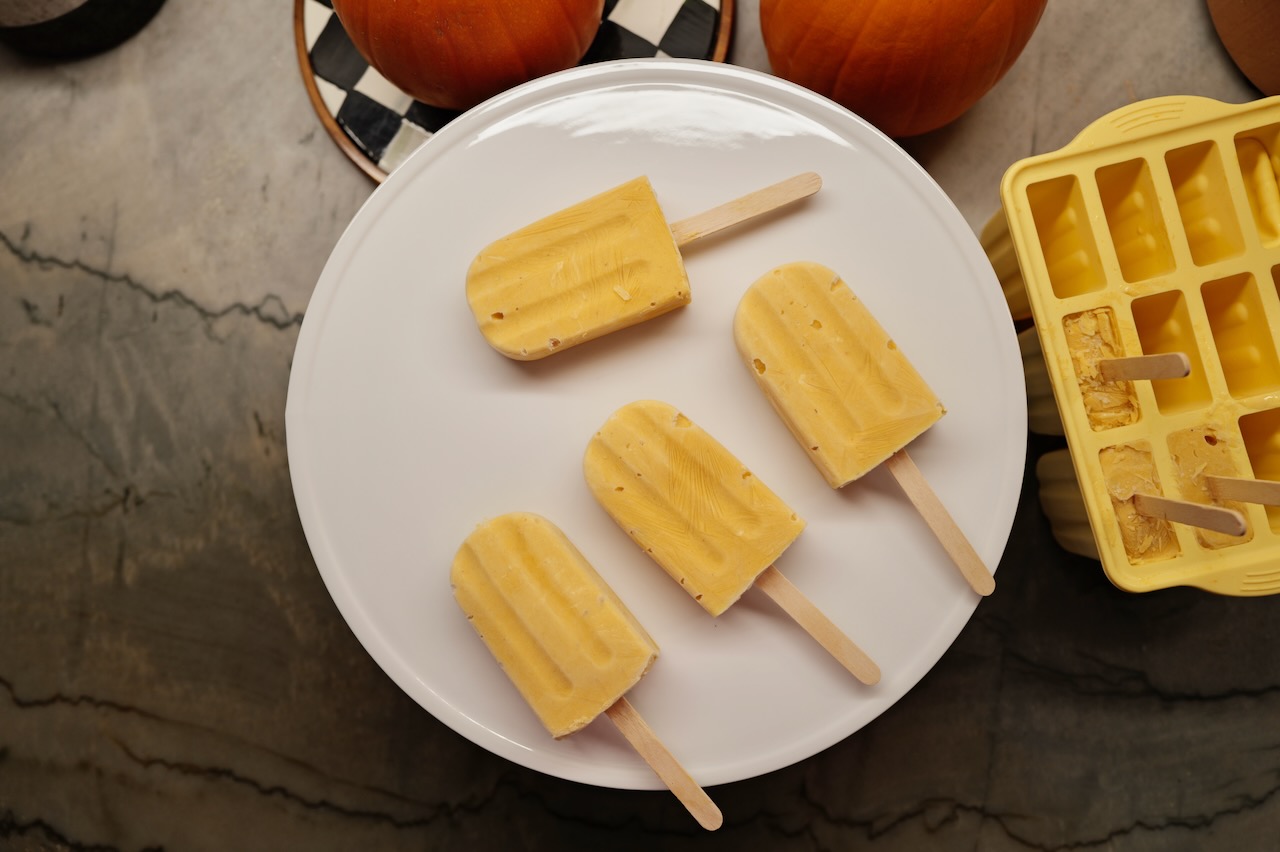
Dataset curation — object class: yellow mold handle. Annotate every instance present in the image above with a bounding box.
[1062,95,1247,149]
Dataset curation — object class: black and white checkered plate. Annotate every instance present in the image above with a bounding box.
[294,0,733,182]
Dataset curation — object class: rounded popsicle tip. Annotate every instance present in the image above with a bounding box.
[698,805,725,831]
[451,512,659,739]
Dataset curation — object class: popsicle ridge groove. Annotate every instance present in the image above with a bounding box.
[585,401,805,616]
[470,231,666,320]
[589,409,732,564]
[735,263,945,486]
[635,404,798,556]
[451,514,659,738]
[497,520,618,667]
[465,176,690,360]
[453,541,575,697]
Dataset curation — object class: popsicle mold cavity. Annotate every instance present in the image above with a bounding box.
[1240,407,1280,533]
[451,512,658,738]
[1098,443,1180,564]
[1027,174,1107,298]
[1167,425,1253,549]
[1096,158,1175,283]
[1234,124,1280,246]
[732,261,946,488]
[1166,141,1245,266]
[1130,290,1212,414]
[1201,272,1280,398]
[466,176,690,361]
[1063,308,1139,430]
[583,400,805,617]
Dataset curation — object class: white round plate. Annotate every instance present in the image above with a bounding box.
[286,59,1026,790]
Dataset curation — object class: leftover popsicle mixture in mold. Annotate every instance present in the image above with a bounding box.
[1098,443,1179,563]
[1167,425,1254,549]
[1063,308,1139,431]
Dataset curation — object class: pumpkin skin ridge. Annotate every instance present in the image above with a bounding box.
[490,15,541,98]
[760,0,1047,138]
[823,4,876,106]
[772,0,862,99]
[508,5,595,89]
[969,0,1022,93]
[547,0,594,59]
[332,0,603,112]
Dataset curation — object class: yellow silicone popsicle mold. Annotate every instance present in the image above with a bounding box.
[998,94,1280,595]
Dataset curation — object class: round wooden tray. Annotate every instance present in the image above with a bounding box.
[293,0,735,183]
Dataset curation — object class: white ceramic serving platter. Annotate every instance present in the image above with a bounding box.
[286,59,1026,790]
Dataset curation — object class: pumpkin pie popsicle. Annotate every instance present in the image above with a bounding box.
[733,261,994,596]
[584,400,880,685]
[451,511,721,830]
[466,173,820,360]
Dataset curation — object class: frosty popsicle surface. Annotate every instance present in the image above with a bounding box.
[466,173,821,361]
[584,400,879,684]
[467,177,690,362]
[452,512,723,829]
[734,262,994,597]
[733,261,946,489]
[451,511,658,738]
[583,400,805,617]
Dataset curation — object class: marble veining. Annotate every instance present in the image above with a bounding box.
[2,0,1277,849]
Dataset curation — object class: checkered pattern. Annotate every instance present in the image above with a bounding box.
[300,0,725,179]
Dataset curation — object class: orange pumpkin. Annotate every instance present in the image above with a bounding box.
[332,0,604,111]
[760,0,1047,138]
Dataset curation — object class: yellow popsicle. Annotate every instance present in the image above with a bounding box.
[584,400,879,684]
[733,261,946,488]
[733,261,993,597]
[583,400,803,616]
[451,511,658,738]
[466,173,822,361]
[1098,443,1180,563]
[450,511,722,829]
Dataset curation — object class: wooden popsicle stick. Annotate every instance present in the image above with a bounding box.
[1098,352,1190,382]
[604,697,723,831]
[753,565,881,685]
[1206,475,1280,506]
[668,172,822,247]
[883,450,995,597]
[1132,492,1247,536]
